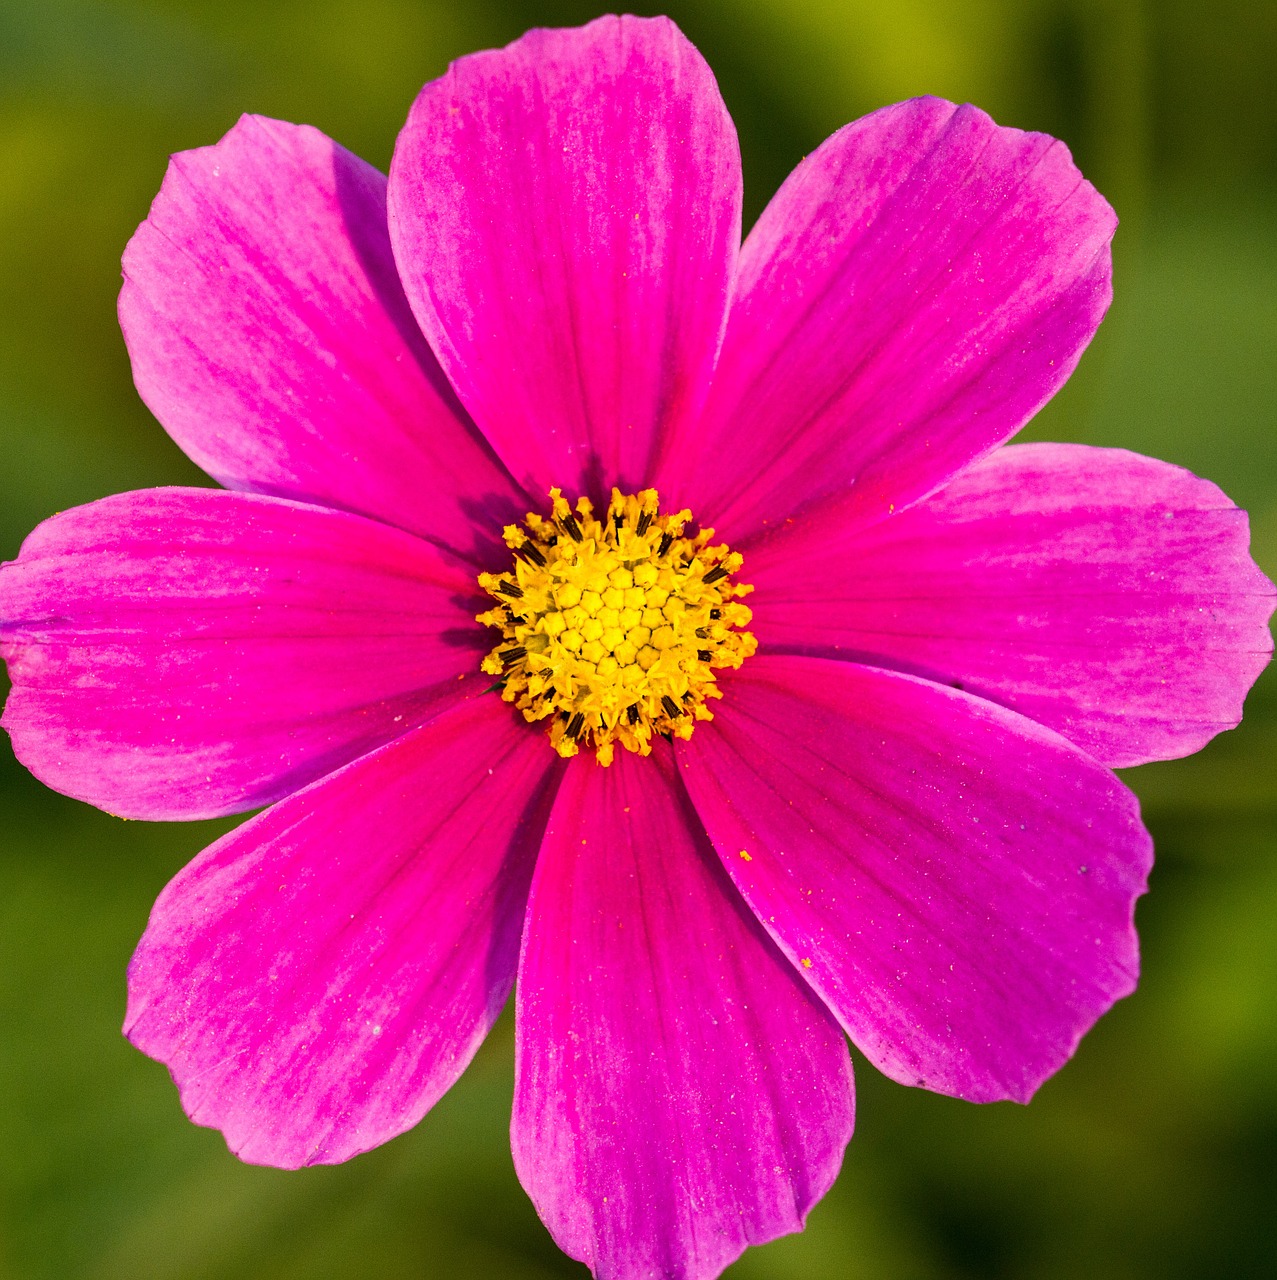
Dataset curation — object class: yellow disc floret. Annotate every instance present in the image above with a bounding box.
[477,488,757,765]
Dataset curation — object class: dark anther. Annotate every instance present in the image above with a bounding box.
[567,711,586,738]
[702,566,728,584]
[681,690,693,700]
[613,514,625,534]
[695,627,709,638]
[657,532,673,557]
[626,704,640,725]
[697,649,712,662]
[499,647,527,665]
[661,694,682,718]
[709,608,722,620]
[518,542,546,567]
[495,579,524,598]
[636,511,653,536]
[560,512,583,542]
[541,686,556,701]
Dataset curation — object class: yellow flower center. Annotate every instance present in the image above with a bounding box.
[478,487,757,765]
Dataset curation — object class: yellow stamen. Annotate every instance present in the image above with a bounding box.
[477,488,757,764]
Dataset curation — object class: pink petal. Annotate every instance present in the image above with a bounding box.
[0,488,485,820]
[125,694,558,1168]
[512,747,853,1280]
[746,444,1276,767]
[120,113,524,560]
[388,15,741,498]
[654,97,1115,543]
[678,656,1153,1104]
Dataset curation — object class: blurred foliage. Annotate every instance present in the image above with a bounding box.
[1,1,1274,1277]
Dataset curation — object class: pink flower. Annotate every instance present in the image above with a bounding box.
[1,14,1272,1280]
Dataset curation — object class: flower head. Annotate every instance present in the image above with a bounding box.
[0,15,1272,1280]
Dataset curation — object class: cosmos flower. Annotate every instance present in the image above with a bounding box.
[1,13,1272,1280]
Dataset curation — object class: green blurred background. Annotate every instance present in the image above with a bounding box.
[1,1,1274,1276]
